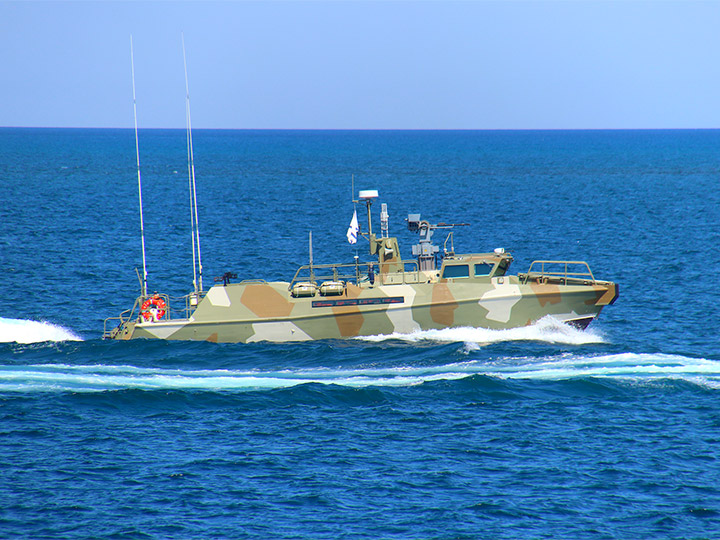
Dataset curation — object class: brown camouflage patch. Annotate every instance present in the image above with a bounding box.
[430,283,458,326]
[206,332,218,343]
[376,238,403,275]
[379,259,395,275]
[241,284,294,318]
[529,281,563,307]
[595,283,618,306]
[330,284,363,336]
[585,285,615,306]
[344,283,363,298]
[334,310,364,337]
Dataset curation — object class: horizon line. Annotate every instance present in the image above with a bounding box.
[2,126,719,132]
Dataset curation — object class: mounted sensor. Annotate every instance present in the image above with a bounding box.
[358,190,379,200]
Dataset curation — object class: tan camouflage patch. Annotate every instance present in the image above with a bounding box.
[594,283,618,306]
[378,238,403,275]
[529,281,563,307]
[344,283,363,298]
[334,311,365,337]
[241,284,294,318]
[585,284,618,306]
[430,283,458,326]
[327,282,364,337]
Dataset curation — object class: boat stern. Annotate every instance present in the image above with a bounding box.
[103,318,137,340]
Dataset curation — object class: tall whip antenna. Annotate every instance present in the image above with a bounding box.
[130,35,148,298]
[182,32,203,294]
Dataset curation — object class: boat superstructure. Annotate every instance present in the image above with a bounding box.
[104,192,618,343]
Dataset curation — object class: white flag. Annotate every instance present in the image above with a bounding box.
[346,209,359,244]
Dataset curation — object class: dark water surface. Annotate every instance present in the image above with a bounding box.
[1,128,719,538]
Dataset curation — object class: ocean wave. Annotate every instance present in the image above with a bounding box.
[1,352,718,392]
[0,317,82,344]
[485,352,720,386]
[357,316,605,347]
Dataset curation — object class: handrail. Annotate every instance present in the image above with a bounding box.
[443,231,455,255]
[103,291,203,338]
[103,312,131,338]
[289,259,422,289]
[102,295,141,338]
[522,260,596,284]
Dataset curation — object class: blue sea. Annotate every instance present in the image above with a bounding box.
[1,128,719,538]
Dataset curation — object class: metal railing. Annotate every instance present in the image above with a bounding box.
[289,259,422,289]
[520,260,596,285]
[443,231,455,256]
[102,291,203,338]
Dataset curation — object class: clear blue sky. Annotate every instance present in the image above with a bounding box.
[2,1,719,129]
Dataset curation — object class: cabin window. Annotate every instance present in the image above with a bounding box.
[442,264,469,279]
[474,262,494,276]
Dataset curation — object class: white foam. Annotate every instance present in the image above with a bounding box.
[2,353,719,392]
[483,352,720,381]
[0,363,470,392]
[358,316,604,347]
[0,317,82,344]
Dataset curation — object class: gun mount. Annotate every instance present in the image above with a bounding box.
[406,214,469,271]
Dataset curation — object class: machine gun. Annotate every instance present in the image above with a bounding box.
[214,272,238,286]
[406,214,469,271]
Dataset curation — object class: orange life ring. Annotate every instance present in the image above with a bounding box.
[141,295,167,322]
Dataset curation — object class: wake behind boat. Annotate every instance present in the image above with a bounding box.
[104,191,618,343]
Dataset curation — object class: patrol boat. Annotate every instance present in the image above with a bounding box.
[104,190,618,343]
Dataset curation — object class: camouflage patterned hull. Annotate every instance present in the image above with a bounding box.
[106,274,618,343]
